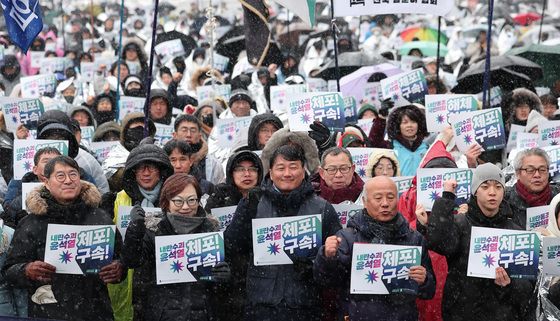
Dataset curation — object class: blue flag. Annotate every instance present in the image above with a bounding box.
[1,0,43,53]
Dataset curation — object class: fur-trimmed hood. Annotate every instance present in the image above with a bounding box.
[26,181,101,216]
[365,149,401,177]
[260,128,320,175]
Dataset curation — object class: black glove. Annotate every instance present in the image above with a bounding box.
[210,262,231,283]
[127,205,146,237]
[379,98,394,118]
[309,120,335,149]
[246,187,262,213]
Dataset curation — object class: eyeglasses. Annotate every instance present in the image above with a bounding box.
[234,166,258,174]
[375,165,395,173]
[323,165,352,175]
[136,164,158,173]
[170,197,198,208]
[179,127,199,134]
[519,166,548,176]
[53,171,80,183]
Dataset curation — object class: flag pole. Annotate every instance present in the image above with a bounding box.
[329,0,340,92]
[538,0,547,44]
[143,0,160,137]
[114,0,125,126]
[436,16,442,88]
[481,0,494,109]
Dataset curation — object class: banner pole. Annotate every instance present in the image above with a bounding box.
[330,0,340,92]
[482,0,494,109]
[143,0,160,137]
[436,16,442,89]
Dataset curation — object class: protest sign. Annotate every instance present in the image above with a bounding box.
[252,214,322,266]
[348,148,391,179]
[40,57,66,74]
[545,146,560,183]
[361,82,383,108]
[425,94,478,133]
[400,55,422,72]
[328,80,338,93]
[155,232,225,284]
[526,206,549,231]
[270,84,307,112]
[80,126,95,145]
[20,74,57,98]
[213,53,230,73]
[116,206,162,240]
[391,176,415,198]
[332,202,362,228]
[211,206,237,232]
[543,237,560,277]
[154,123,174,147]
[154,39,185,64]
[333,1,453,17]
[90,141,120,163]
[117,96,145,122]
[350,243,422,295]
[506,124,525,153]
[489,86,502,108]
[44,224,116,275]
[0,97,44,132]
[449,108,506,153]
[287,92,345,131]
[196,84,232,103]
[416,168,473,211]
[213,116,253,149]
[467,227,540,279]
[80,62,95,82]
[539,120,560,147]
[516,133,539,150]
[307,78,328,92]
[13,140,68,180]
[357,119,373,137]
[30,51,44,68]
[380,69,427,106]
[343,96,358,123]
[21,182,42,211]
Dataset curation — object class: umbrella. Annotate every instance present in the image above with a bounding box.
[315,51,388,80]
[154,31,197,57]
[400,27,448,44]
[520,25,560,45]
[399,41,449,57]
[452,55,542,94]
[277,22,313,50]
[191,16,231,35]
[506,44,560,87]
[513,13,542,26]
[340,63,403,102]
[215,35,283,67]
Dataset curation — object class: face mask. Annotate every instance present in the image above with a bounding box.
[95,111,115,125]
[175,62,186,74]
[195,57,204,65]
[201,114,213,127]
[2,69,17,81]
[63,95,74,104]
[125,88,144,97]
[124,126,145,151]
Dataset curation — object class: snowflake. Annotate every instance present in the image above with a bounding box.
[267,242,281,255]
[429,191,440,201]
[59,250,73,264]
[300,113,312,124]
[358,168,366,177]
[23,161,32,172]
[436,114,446,124]
[170,260,184,273]
[463,134,473,145]
[482,254,496,268]
[365,270,378,283]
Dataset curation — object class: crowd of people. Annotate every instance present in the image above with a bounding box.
[0,0,559,320]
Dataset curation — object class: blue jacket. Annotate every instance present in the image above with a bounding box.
[314,210,435,321]
[392,140,428,177]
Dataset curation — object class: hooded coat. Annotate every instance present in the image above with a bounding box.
[148,89,173,125]
[119,112,157,152]
[505,88,543,130]
[122,207,220,321]
[260,128,321,175]
[314,211,436,321]
[0,55,22,96]
[93,121,121,142]
[68,105,97,128]
[365,149,401,178]
[427,193,535,321]
[247,113,283,151]
[3,182,121,321]
[91,94,117,126]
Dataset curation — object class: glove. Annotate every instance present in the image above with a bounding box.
[127,205,146,238]
[130,205,146,222]
[210,262,231,283]
[246,187,262,213]
[309,120,334,149]
[379,98,394,118]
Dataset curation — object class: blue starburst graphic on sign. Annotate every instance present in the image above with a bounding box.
[429,191,440,201]
[23,161,32,172]
[482,254,496,268]
[300,113,312,124]
[59,250,73,264]
[463,134,473,145]
[170,260,184,273]
[365,270,378,283]
[392,94,399,101]
[267,242,281,255]
[11,115,18,124]
[227,134,233,141]
[552,140,559,146]
[358,168,366,177]
[436,114,446,124]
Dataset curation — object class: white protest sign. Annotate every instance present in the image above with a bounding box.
[348,148,376,179]
[270,84,307,112]
[400,56,422,72]
[213,116,253,149]
[526,206,549,231]
[155,232,225,284]
[545,145,560,183]
[425,94,478,133]
[116,206,162,240]
[20,74,57,98]
[543,237,560,277]
[328,80,338,93]
[252,214,322,266]
[155,39,185,64]
[118,96,145,122]
[287,92,345,132]
[154,123,174,147]
[307,78,328,92]
[80,62,96,83]
[40,57,66,74]
[90,141,120,163]
[44,224,116,275]
[80,126,95,145]
[211,206,238,232]
[332,202,362,228]
[506,124,525,153]
[0,97,44,132]
[213,53,230,73]
[13,140,69,180]
[334,1,454,17]
[538,120,560,147]
[196,84,232,103]
[391,176,415,198]
[416,168,473,211]
[350,243,422,295]
[361,82,383,108]
[449,108,506,153]
[517,132,539,150]
[30,51,44,68]
[357,119,374,137]
[467,227,540,279]
[380,69,427,106]
[22,182,42,211]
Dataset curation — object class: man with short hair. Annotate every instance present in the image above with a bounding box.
[225,145,341,321]
[505,148,560,229]
[312,146,364,204]
[148,89,172,125]
[173,114,224,184]
[314,176,435,321]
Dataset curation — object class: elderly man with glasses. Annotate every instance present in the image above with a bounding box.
[505,148,560,229]
[311,146,365,204]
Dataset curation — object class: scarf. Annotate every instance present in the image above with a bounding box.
[166,213,205,235]
[139,181,162,207]
[357,210,406,243]
[466,196,508,228]
[515,181,552,207]
[319,173,364,204]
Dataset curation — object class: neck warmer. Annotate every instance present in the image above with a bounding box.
[516,181,552,207]
[139,181,162,207]
[466,196,508,228]
[166,213,205,234]
[353,210,408,243]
